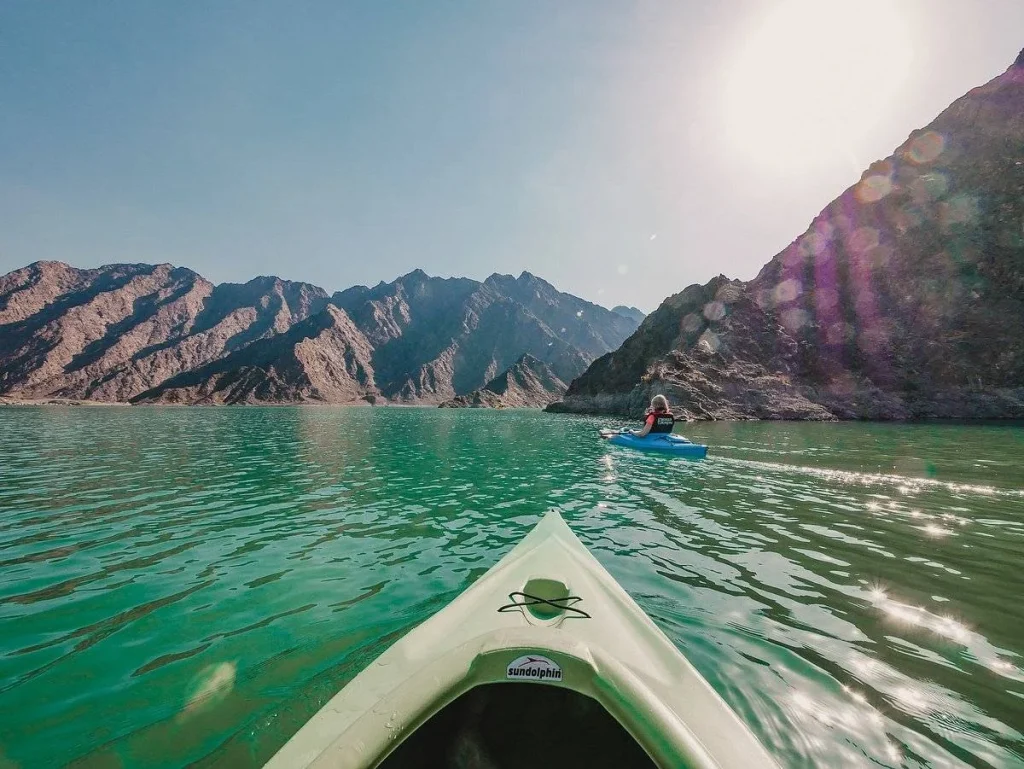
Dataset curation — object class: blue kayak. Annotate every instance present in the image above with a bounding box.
[603,430,709,458]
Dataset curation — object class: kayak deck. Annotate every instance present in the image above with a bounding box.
[606,432,709,457]
[264,511,777,769]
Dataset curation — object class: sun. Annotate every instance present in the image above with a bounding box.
[722,0,916,175]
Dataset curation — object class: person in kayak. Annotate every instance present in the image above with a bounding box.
[630,394,675,437]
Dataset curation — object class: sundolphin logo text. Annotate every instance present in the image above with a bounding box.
[506,655,563,682]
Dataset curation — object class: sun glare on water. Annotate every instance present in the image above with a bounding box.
[723,0,915,174]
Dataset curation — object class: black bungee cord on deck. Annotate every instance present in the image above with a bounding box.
[497,591,591,619]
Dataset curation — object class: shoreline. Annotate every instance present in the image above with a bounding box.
[0,397,129,407]
[0,397,434,408]
[2,397,1023,424]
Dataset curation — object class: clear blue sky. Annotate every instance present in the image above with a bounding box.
[2,1,1022,311]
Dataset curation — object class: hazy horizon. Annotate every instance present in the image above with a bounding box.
[3,1,1022,311]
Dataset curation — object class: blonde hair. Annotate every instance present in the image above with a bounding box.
[651,394,669,412]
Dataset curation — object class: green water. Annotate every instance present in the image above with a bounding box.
[0,408,1022,769]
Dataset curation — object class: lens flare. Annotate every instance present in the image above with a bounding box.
[856,175,893,203]
[703,301,726,321]
[179,661,237,721]
[905,131,945,164]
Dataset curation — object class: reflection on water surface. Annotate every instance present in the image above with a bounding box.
[0,409,1021,767]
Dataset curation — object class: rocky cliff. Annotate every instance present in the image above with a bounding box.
[482,272,639,360]
[134,305,376,404]
[439,354,568,408]
[0,262,328,401]
[0,264,638,405]
[332,270,627,403]
[550,52,1024,420]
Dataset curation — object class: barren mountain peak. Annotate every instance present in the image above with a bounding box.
[550,60,1024,421]
[0,262,639,405]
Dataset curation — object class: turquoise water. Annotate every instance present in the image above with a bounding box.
[0,408,1022,768]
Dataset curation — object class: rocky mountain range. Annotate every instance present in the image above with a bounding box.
[7,53,1022,418]
[610,306,646,325]
[0,265,639,405]
[550,51,1024,420]
[439,354,567,409]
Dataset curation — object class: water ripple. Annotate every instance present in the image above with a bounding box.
[0,408,1021,768]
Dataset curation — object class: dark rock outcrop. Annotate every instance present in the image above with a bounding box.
[439,354,568,408]
[550,54,1024,420]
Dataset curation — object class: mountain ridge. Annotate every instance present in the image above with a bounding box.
[0,262,639,405]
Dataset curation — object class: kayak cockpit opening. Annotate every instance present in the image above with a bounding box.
[496,578,590,623]
[376,683,657,769]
